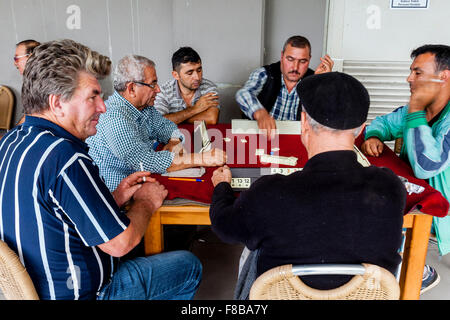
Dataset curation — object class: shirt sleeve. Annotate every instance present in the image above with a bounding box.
[50,152,130,246]
[235,67,268,119]
[364,106,406,142]
[196,79,221,110]
[404,111,450,179]
[100,109,175,174]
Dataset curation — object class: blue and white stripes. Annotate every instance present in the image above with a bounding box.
[0,116,130,300]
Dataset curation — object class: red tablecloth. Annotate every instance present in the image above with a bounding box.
[153,124,449,217]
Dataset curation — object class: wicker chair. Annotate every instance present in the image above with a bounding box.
[0,86,14,131]
[249,263,400,300]
[0,240,39,300]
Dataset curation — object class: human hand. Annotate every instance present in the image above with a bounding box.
[201,148,227,167]
[112,171,154,207]
[211,165,232,187]
[133,180,168,210]
[361,137,384,157]
[409,78,443,113]
[193,92,219,113]
[314,54,334,74]
[253,108,277,140]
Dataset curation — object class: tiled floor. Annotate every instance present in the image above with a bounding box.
[192,226,450,300]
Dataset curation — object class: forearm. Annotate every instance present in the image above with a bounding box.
[186,107,219,125]
[236,67,267,119]
[98,199,157,257]
[164,107,202,125]
[365,106,406,141]
[210,182,248,244]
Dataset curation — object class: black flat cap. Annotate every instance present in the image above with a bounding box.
[297,72,370,130]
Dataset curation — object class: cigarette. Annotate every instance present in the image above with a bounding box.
[139,162,146,182]
[429,79,444,83]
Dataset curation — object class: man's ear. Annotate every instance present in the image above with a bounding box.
[172,70,180,81]
[300,111,308,135]
[48,94,64,117]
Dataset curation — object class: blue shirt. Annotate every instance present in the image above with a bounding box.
[86,91,184,191]
[235,67,300,120]
[0,116,130,300]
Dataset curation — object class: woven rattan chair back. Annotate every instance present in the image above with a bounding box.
[0,240,39,300]
[0,86,14,130]
[249,263,400,300]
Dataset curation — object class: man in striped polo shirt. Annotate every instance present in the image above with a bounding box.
[0,39,202,300]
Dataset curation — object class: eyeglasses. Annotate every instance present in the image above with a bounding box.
[134,81,158,89]
[13,54,30,62]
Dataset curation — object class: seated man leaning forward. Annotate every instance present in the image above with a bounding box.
[361,44,450,293]
[154,46,220,125]
[236,35,334,136]
[0,39,202,300]
[210,72,406,299]
[87,54,226,191]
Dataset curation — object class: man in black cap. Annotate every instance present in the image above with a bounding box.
[209,72,406,299]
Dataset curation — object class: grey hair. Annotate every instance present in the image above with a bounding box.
[303,108,362,137]
[113,55,155,92]
[22,39,111,114]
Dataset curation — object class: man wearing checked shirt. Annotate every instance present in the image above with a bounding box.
[87,55,226,191]
[236,35,334,139]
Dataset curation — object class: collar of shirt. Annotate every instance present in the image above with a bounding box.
[107,91,147,121]
[23,115,89,151]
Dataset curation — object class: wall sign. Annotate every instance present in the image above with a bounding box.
[391,0,429,9]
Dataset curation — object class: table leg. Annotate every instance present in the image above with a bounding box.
[400,214,432,300]
[144,210,164,255]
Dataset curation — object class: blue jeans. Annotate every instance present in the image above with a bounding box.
[97,250,202,300]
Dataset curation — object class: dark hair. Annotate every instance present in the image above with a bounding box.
[411,44,450,72]
[171,47,201,71]
[22,39,111,114]
[282,35,311,55]
[16,39,41,55]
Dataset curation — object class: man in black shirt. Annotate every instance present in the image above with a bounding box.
[210,72,406,298]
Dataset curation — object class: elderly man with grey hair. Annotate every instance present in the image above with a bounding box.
[87,54,226,191]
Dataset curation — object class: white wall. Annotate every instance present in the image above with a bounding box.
[327,0,450,62]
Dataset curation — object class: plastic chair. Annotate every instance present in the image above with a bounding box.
[0,240,39,300]
[0,86,14,131]
[249,263,400,300]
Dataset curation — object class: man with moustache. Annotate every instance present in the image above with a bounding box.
[87,54,226,192]
[155,47,220,125]
[236,35,334,136]
[361,44,450,294]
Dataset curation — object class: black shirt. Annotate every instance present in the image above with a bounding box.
[210,150,406,289]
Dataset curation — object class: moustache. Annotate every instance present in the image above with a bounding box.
[288,71,300,75]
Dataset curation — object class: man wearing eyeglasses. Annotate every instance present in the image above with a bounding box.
[87,54,226,191]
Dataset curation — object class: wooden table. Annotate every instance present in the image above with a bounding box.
[144,204,433,300]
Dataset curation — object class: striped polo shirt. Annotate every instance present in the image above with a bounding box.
[0,116,130,300]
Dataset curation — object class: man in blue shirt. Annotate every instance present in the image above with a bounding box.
[0,39,202,300]
[87,54,226,191]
